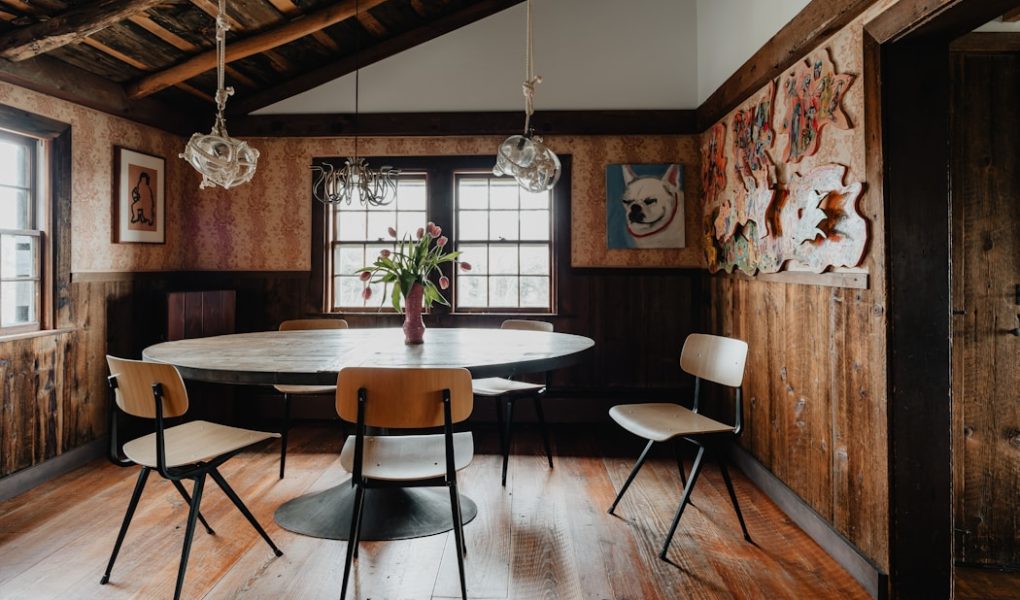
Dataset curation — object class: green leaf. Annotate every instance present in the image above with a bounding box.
[391,282,402,311]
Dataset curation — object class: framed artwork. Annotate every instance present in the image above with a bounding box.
[606,163,685,249]
[114,146,165,243]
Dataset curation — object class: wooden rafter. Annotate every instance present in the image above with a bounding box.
[358,10,388,37]
[265,0,340,51]
[1004,6,1020,22]
[0,0,170,61]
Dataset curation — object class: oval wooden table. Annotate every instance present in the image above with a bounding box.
[143,327,594,541]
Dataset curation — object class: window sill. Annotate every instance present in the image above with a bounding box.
[0,327,75,344]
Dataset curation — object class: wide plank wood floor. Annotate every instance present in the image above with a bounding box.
[0,424,869,599]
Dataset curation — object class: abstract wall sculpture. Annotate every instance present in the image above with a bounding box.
[700,122,729,264]
[779,49,855,163]
[780,163,866,273]
[731,81,778,239]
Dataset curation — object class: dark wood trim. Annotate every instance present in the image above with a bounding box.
[865,0,1020,44]
[0,103,69,139]
[0,55,195,136]
[230,110,698,137]
[728,444,888,600]
[69,270,312,283]
[0,438,106,501]
[883,33,953,599]
[695,0,882,130]
[950,31,1020,52]
[229,0,526,115]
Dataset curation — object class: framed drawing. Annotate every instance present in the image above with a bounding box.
[606,163,685,249]
[114,146,165,243]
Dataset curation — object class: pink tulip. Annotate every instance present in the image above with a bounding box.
[459,262,472,271]
[439,275,450,290]
[416,227,425,239]
[359,271,371,282]
[437,236,448,247]
[361,286,372,300]
[379,249,391,258]
[387,226,397,237]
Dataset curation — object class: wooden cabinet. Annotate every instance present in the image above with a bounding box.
[167,290,236,341]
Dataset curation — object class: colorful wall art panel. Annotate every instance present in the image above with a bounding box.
[779,49,855,164]
[781,163,866,273]
[732,81,779,240]
[606,163,685,249]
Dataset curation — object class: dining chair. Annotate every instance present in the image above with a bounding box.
[102,356,283,600]
[607,333,751,559]
[275,318,349,478]
[336,367,474,600]
[471,319,554,486]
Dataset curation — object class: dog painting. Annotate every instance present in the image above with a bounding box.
[606,163,685,249]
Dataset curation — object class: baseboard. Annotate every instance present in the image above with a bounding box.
[728,444,889,600]
[0,438,107,503]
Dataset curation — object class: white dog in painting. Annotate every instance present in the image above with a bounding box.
[620,164,685,248]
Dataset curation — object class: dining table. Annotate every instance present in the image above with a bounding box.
[143,326,594,541]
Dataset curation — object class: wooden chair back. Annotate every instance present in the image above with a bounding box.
[106,356,189,419]
[279,318,349,331]
[336,367,474,428]
[501,319,553,332]
[679,334,748,388]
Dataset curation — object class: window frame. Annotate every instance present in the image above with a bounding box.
[318,155,563,316]
[0,129,46,336]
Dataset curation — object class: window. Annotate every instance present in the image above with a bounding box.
[454,175,551,310]
[0,131,43,335]
[324,156,560,314]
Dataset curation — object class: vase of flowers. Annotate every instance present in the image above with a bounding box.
[358,222,471,344]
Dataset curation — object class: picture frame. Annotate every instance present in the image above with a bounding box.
[113,146,165,244]
[606,163,685,249]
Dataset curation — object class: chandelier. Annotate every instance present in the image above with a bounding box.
[493,0,560,193]
[179,0,258,189]
[311,0,399,206]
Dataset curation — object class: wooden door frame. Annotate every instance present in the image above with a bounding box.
[877,1,1020,598]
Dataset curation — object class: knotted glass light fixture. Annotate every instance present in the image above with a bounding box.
[493,0,560,193]
[310,0,399,206]
[179,0,259,189]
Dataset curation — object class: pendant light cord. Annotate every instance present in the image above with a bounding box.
[353,0,360,161]
[213,0,232,134]
[522,0,541,135]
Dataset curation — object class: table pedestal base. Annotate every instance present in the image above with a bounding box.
[274,484,478,541]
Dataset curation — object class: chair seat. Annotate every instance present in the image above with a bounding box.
[274,384,337,395]
[472,377,544,397]
[609,403,734,442]
[340,432,473,481]
[123,420,279,468]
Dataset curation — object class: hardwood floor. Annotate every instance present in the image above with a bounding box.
[0,424,869,599]
[955,566,1020,600]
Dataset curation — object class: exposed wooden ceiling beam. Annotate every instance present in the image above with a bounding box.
[1004,6,1020,22]
[0,0,171,61]
[230,0,525,115]
[358,10,388,37]
[265,0,339,51]
[127,0,389,100]
[128,13,197,52]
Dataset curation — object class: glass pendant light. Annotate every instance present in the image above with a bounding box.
[180,0,258,190]
[493,0,561,193]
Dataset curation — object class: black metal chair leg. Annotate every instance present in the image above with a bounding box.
[209,468,283,556]
[352,484,366,559]
[533,395,554,469]
[718,458,752,542]
[495,395,506,457]
[101,467,150,585]
[450,483,467,557]
[660,445,706,560]
[449,482,468,600]
[501,397,515,487]
[671,440,688,488]
[341,484,365,600]
[173,474,205,600]
[608,439,655,514]
[280,394,291,479]
[171,479,215,535]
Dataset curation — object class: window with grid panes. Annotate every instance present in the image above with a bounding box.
[455,175,551,311]
[0,131,42,335]
[330,174,428,310]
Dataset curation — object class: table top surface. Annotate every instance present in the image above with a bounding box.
[143,327,595,386]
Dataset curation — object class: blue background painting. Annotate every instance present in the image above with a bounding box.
[606,163,685,249]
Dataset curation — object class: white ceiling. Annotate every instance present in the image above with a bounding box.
[254,0,810,115]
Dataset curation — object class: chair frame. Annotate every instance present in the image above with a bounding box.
[340,383,469,600]
[101,374,282,600]
[608,375,751,560]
